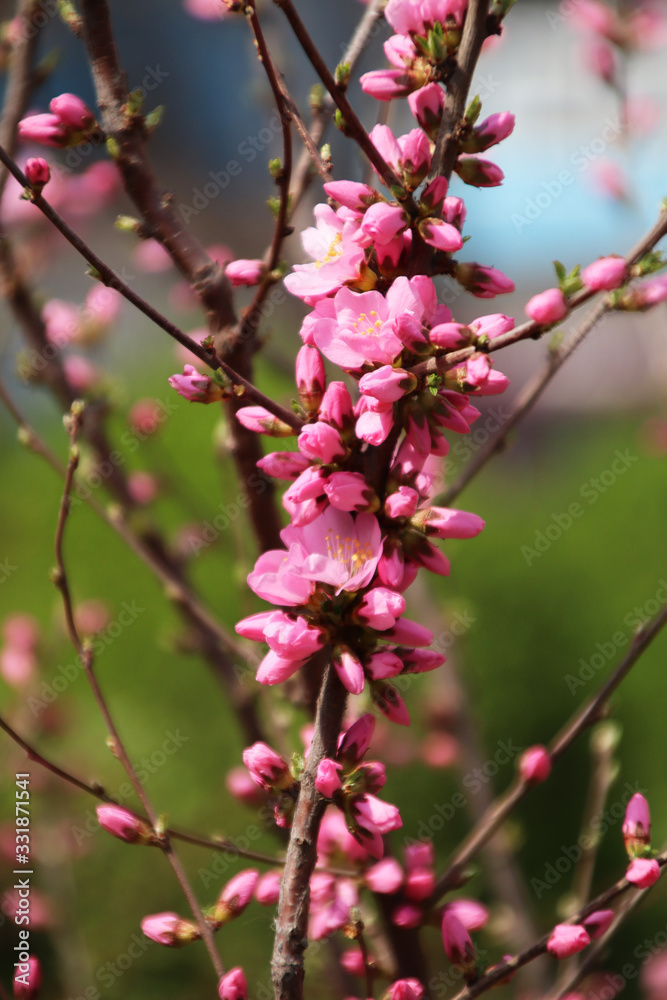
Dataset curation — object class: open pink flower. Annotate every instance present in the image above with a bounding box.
[247,549,314,606]
[284,203,365,302]
[282,507,382,593]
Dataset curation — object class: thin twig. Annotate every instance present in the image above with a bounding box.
[435,207,667,505]
[51,404,225,979]
[433,600,667,898]
[447,850,667,1000]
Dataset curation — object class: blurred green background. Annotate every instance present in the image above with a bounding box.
[1,0,666,998]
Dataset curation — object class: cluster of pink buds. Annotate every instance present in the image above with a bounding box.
[18,93,97,148]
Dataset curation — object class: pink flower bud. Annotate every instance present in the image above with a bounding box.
[324,471,377,512]
[547,923,590,959]
[236,406,295,436]
[315,758,343,798]
[338,713,375,762]
[319,381,354,432]
[218,967,248,1000]
[457,263,515,298]
[333,649,365,695]
[13,955,41,1000]
[405,867,435,901]
[255,870,282,905]
[24,157,50,190]
[419,218,464,252]
[360,202,409,245]
[360,69,415,101]
[446,899,490,932]
[129,399,163,436]
[324,180,379,212]
[525,288,568,325]
[359,366,417,403]
[518,746,552,784]
[256,649,305,685]
[623,793,651,857]
[225,766,265,806]
[18,113,68,147]
[50,93,95,130]
[168,365,225,404]
[214,870,259,923]
[371,681,411,726]
[408,83,445,137]
[296,345,326,413]
[141,912,199,946]
[391,980,424,1000]
[465,112,515,153]
[256,451,310,479]
[356,587,406,631]
[583,909,615,939]
[242,742,291,791]
[441,908,476,971]
[413,506,485,539]
[225,258,266,286]
[385,618,433,647]
[341,948,368,977]
[263,612,325,660]
[298,422,346,463]
[365,857,404,893]
[455,156,504,187]
[626,858,661,888]
[582,255,627,291]
[96,804,156,845]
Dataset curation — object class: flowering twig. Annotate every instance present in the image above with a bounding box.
[434,206,667,504]
[434,598,667,898]
[448,850,667,1000]
[51,402,225,979]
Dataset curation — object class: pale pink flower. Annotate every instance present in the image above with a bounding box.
[284,203,365,302]
[133,238,173,273]
[525,288,568,325]
[309,286,403,368]
[0,647,35,686]
[547,923,590,958]
[247,549,314,606]
[282,507,382,593]
[42,299,80,347]
[185,0,231,18]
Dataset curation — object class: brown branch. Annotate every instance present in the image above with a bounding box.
[78,0,286,552]
[288,0,386,212]
[430,0,491,180]
[271,664,348,1000]
[433,599,667,899]
[52,403,224,979]
[272,0,415,208]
